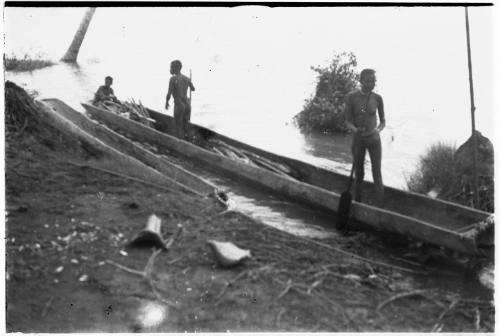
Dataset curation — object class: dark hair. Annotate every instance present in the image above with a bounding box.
[105,76,113,81]
[360,69,375,81]
[171,60,182,70]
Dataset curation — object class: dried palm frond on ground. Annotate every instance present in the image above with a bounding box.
[5,81,43,133]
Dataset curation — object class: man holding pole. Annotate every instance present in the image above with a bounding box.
[344,69,386,206]
[165,60,195,139]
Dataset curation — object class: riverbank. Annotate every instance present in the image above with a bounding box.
[5,83,494,332]
[4,54,55,72]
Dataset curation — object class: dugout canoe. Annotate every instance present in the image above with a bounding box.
[80,102,494,256]
[40,99,219,197]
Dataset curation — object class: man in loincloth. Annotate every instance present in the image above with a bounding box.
[165,60,195,139]
[344,68,386,205]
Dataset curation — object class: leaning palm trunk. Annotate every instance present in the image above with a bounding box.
[61,8,96,63]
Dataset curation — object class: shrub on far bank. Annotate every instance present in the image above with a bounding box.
[4,54,55,72]
[293,52,359,134]
[406,142,456,196]
[407,132,494,213]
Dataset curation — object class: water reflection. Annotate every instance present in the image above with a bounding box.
[67,63,95,90]
[302,131,352,164]
[228,192,334,239]
[208,177,335,240]
[302,132,352,175]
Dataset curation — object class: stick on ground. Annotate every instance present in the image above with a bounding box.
[431,298,458,332]
[376,290,430,311]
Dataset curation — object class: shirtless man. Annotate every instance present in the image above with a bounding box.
[165,60,195,139]
[93,76,119,105]
[344,69,386,205]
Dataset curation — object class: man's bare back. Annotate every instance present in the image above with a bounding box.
[165,60,195,139]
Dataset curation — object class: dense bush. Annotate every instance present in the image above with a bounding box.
[4,54,54,72]
[406,142,457,196]
[293,52,359,134]
[407,134,494,212]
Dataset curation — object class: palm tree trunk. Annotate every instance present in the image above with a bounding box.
[61,8,96,63]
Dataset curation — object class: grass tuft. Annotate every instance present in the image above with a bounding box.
[407,140,494,212]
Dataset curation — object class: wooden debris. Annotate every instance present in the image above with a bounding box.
[41,297,54,318]
[376,290,432,311]
[474,307,481,331]
[105,225,183,307]
[272,229,427,275]
[95,98,155,127]
[207,240,251,267]
[214,269,251,305]
[211,139,293,176]
[128,214,167,250]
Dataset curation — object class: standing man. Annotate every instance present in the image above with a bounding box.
[165,60,195,139]
[93,76,119,105]
[344,69,386,205]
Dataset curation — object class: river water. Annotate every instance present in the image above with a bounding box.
[4,6,494,190]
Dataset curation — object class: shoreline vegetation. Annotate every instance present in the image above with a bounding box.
[293,52,358,135]
[292,52,493,212]
[406,133,494,213]
[4,54,55,72]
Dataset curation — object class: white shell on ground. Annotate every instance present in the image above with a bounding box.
[207,240,251,267]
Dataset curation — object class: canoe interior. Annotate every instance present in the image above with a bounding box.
[146,108,491,233]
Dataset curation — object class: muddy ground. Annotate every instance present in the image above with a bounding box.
[5,86,494,332]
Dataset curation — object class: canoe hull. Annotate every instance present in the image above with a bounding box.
[81,103,493,256]
[147,108,490,232]
[41,99,218,196]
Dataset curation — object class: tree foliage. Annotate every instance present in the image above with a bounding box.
[293,52,359,134]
